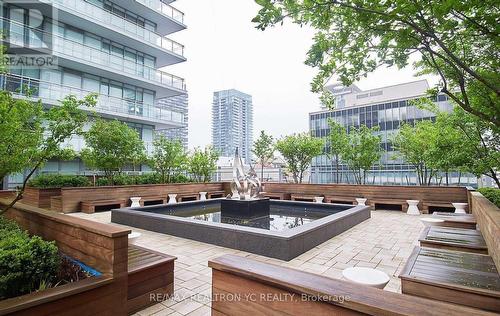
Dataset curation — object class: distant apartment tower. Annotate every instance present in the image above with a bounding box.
[156,94,189,149]
[309,80,478,186]
[212,89,253,164]
[1,0,187,188]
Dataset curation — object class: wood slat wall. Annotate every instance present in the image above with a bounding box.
[0,198,130,316]
[56,182,229,213]
[22,187,61,209]
[209,254,493,316]
[264,183,468,212]
[470,192,500,271]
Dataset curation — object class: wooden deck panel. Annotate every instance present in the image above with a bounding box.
[399,247,500,312]
[419,226,488,254]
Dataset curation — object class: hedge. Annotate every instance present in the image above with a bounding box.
[28,174,91,188]
[0,216,60,299]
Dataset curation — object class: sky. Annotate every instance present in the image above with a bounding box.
[167,0,438,150]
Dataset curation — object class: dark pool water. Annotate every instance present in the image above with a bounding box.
[162,204,330,231]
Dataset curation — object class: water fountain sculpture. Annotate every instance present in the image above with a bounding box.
[230,148,262,200]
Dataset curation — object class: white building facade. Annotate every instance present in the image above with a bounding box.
[1,0,188,188]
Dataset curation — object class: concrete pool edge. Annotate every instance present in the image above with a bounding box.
[111,203,371,261]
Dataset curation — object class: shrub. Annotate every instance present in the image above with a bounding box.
[0,217,60,299]
[478,188,500,208]
[28,174,91,188]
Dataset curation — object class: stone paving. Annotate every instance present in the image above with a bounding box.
[70,210,425,316]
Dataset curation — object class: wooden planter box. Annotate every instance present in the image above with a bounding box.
[0,199,130,315]
[54,182,229,213]
[22,187,61,209]
[0,275,120,315]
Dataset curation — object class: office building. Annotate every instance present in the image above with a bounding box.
[212,89,253,164]
[1,0,187,188]
[309,80,478,186]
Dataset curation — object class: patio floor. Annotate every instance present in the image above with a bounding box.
[70,210,424,316]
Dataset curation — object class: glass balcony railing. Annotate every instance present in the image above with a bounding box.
[4,18,186,91]
[53,0,184,56]
[1,74,185,125]
[135,0,185,24]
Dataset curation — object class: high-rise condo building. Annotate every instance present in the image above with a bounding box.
[309,80,478,186]
[212,89,253,164]
[1,0,187,188]
[156,94,189,149]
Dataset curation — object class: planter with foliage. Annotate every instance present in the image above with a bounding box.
[478,188,500,208]
[0,217,98,301]
[22,174,91,209]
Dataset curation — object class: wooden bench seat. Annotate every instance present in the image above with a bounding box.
[261,192,291,200]
[176,193,199,202]
[419,226,488,254]
[138,195,168,206]
[399,246,500,312]
[324,195,357,204]
[207,190,226,199]
[368,198,408,212]
[127,245,176,314]
[431,212,477,229]
[81,199,127,214]
[423,201,455,213]
[290,194,320,202]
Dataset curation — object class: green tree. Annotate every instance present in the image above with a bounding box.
[431,113,475,185]
[187,146,219,182]
[81,120,145,185]
[445,107,500,188]
[327,120,349,183]
[0,93,96,214]
[253,0,500,128]
[341,125,381,184]
[149,135,187,183]
[252,130,275,181]
[275,133,323,183]
[392,120,439,186]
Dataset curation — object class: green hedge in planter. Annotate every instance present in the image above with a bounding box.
[28,174,91,188]
[0,217,60,300]
[478,188,500,208]
[96,173,192,186]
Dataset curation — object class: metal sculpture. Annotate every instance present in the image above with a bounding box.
[230,148,262,200]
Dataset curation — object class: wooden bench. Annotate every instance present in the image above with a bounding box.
[127,245,176,314]
[431,212,477,229]
[209,254,491,316]
[324,195,357,204]
[177,193,199,202]
[81,199,127,213]
[399,246,500,312]
[290,194,320,202]
[138,195,168,206]
[50,195,63,212]
[368,198,408,212]
[423,201,456,213]
[419,226,488,254]
[261,192,291,200]
[208,190,226,199]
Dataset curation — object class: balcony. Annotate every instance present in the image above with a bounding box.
[4,18,186,96]
[49,0,185,66]
[132,0,186,33]
[1,74,185,128]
